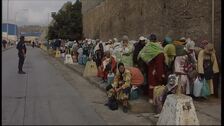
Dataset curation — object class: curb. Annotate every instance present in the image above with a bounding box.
[2,46,14,52]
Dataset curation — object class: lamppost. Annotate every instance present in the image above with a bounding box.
[15,9,29,41]
[6,0,9,41]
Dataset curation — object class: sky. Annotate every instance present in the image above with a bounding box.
[2,0,77,26]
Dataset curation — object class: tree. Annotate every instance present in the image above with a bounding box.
[46,0,83,40]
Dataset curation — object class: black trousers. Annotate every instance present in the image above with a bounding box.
[18,55,25,72]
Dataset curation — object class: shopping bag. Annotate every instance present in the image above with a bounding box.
[82,55,88,65]
[193,77,203,97]
[83,60,98,77]
[78,55,83,65]
[107,73,115,85]
[130,86,140,100]
[201,79,210,97]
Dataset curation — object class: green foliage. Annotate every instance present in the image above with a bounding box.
[47,0,83,40]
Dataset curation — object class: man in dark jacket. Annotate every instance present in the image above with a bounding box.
[16,36,27,74]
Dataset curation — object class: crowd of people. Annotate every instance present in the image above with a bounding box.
[49,34,219,114]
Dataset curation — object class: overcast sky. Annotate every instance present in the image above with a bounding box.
[2,0,77,26]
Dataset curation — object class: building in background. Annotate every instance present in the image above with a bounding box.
[2,23,19,42]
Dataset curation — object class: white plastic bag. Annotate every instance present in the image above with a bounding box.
[193,77,203,97]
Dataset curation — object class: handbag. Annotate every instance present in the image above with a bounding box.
[201,79,210,97]
[108,96,118,110]
[193,77,203,97]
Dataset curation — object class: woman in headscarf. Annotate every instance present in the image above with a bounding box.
[120,35,134,67]
[173,37,191,95]
[133,36,148,95]
[163,37,176,80]
[185,38,198,95]
[95,43,105,78]
[197,43,219,97]
[138,34,166,103]
[106,63,131,113]
[101,51,117,82]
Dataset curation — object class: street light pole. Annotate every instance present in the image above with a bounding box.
[7,0,9,41]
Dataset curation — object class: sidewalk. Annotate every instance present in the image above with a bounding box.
[42,48,221,125]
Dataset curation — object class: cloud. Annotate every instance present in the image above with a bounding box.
[2,0,76,26]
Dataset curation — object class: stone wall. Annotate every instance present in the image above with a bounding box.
[82,0,221,60]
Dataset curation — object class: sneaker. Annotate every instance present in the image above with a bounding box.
[123,106,128,113]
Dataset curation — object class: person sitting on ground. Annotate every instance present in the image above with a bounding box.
[106,62,131,113]
[100,51,117,83]
[133,36,148,95]
[153,74,178,118]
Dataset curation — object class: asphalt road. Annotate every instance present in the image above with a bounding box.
[2,46,106,125]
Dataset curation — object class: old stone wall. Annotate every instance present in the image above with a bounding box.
[82,0,221,60]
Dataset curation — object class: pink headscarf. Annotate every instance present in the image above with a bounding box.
[200,40,209,49]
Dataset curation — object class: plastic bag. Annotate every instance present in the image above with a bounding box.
[193,77,203,97]
[201,79,210,97]
[82,55,88,65]
[130,86,140,100]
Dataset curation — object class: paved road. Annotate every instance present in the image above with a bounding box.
[2,47,106,125]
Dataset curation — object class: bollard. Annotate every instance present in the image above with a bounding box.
[157,75,199,125]
[55,49,61,58]
[64,54,74,64]
[157,94,199,125]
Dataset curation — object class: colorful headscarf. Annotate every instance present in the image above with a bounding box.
[138,42,163,63]
[164,37,172,44]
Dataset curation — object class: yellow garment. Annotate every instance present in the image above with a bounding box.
[164,44,176,56]
[112,69,131,89]
[197,50,219,74]
[164,44,176,66]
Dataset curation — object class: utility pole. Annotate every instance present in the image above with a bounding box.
[7,0,9,41]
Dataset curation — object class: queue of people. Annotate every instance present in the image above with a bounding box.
[50,34,219,114]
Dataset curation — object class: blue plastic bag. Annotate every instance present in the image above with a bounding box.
[201,79,210,97]
[193,77,203,97]
[82,55,88,65]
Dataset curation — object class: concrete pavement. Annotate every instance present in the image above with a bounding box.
[2,47,106,125]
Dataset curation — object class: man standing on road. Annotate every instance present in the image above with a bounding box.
[2,39,7,49]
[16,36,27,74]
